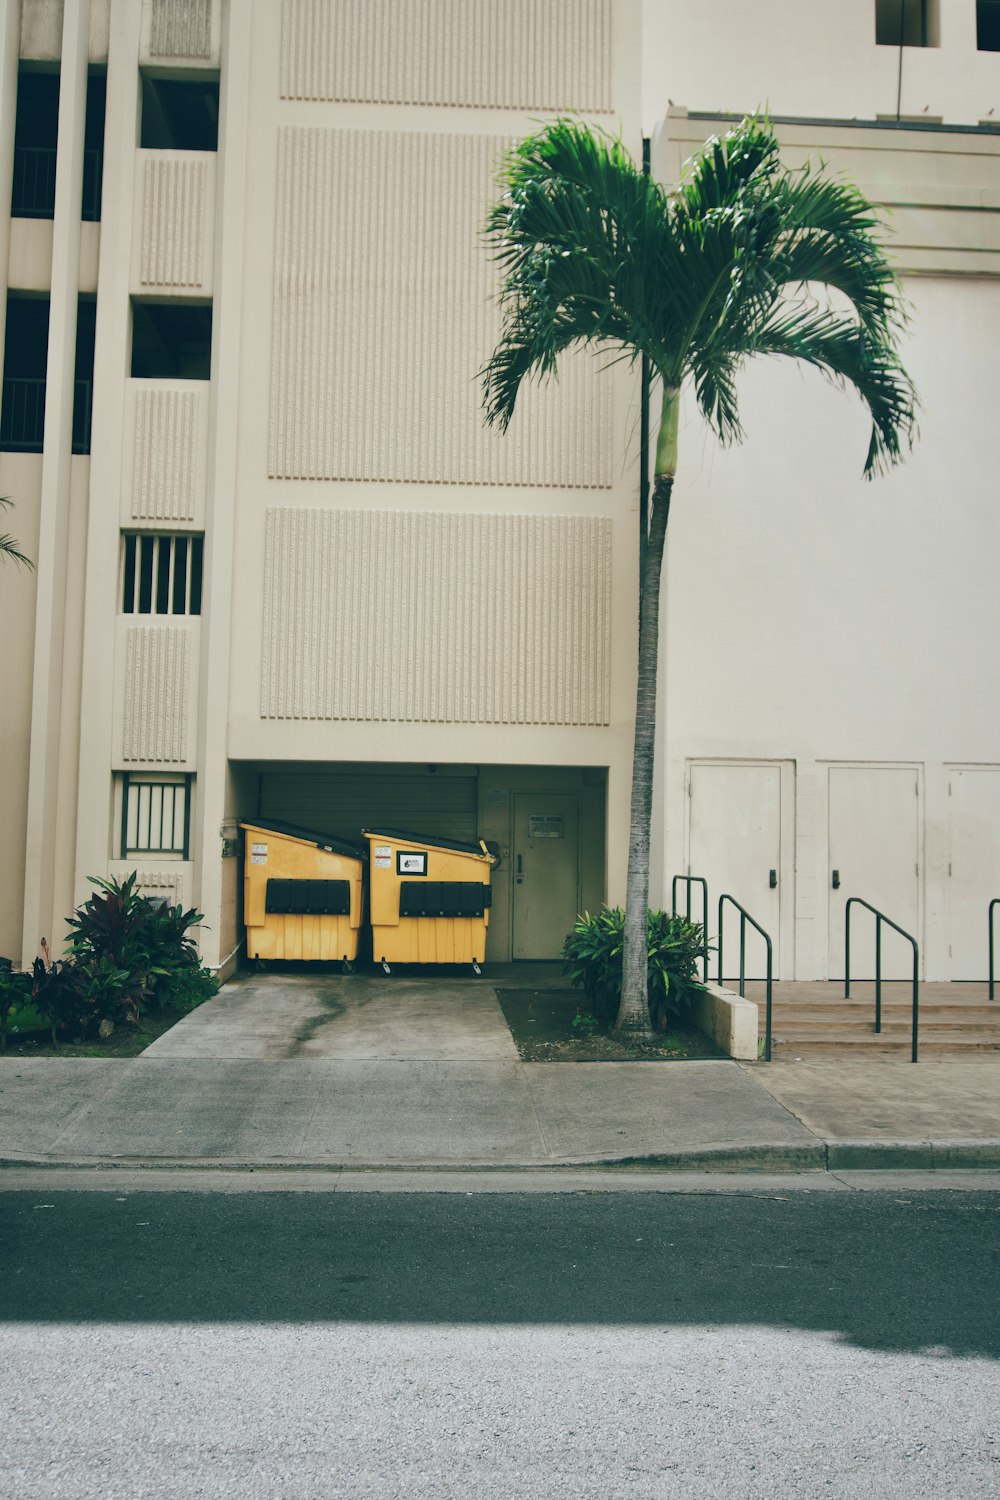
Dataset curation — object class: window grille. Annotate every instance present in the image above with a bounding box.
[120,773,191,859]
[121,534,204,616]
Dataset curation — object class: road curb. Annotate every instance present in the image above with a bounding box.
[4,1140,1000,1174]
[824,1139,1000,1171]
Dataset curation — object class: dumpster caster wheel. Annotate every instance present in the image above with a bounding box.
[472,961,482,976]
[381,960,391,976]
[342,958,354,976]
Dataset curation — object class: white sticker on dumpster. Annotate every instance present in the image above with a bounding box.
[374,854,391,869]
[374,845,391,859]
[251,843,268,854]
[397,851,427,875]
[250,853,267,864]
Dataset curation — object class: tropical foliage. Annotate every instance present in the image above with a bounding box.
[3,875,216,1047]
[563,906,710,1033]
[0,496,33,569]
[483,114,916,1035]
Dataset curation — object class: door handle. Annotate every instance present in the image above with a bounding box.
[516,853,523,884]
[832,869,840,890]
[769,869,777,889]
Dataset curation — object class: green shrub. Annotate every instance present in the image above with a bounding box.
[562,906,710,1031]
[0,961,33,1053]
[64,873,217,1026]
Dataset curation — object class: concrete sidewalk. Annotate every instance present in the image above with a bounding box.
[2,967,999,1172]
[0,1051,998,1173]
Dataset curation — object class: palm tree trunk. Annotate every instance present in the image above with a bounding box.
[614,472,673,1036]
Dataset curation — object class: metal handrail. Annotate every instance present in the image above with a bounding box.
[1,378,93,454]
[990,899,999,1002]
[844,896,920,1063]
[671,874,709,980]
[718,893,773,1062]
[0,377,46,451]
[12,145,56,218]
[11,145,102,221]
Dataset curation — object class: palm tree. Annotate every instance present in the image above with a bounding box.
[0,497,33,569]
[482,115,916,1037]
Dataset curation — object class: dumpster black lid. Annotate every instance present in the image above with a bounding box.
[362,827,492,859]
[240,819,366,859]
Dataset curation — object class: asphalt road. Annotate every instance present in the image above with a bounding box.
[2,1182,999,1498]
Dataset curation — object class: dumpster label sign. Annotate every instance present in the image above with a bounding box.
[529,815,565,839]
[397,850,427,876]
[250,842,268,864]
[374,844,392,869]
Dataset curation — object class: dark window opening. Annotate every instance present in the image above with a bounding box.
[131,301,212,380]
[875,0,939,45]
[11,67,60,219]
[1,294,50,452]
[82,71,106,221]
[72,296,96,454]
[121,533,204,616]
[140,74,219,151]
[978,1,1000,50]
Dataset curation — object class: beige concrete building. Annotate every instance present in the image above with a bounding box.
[1,0,998,982]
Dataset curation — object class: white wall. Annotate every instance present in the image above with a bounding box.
[663,275,999,762]
[642,0,1000,131]
[660,274,1000,977]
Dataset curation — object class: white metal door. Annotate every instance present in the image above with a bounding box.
[512,793,580,959]
[948,768,1000,981]
[688,762,782,980]
[828,766,920,979]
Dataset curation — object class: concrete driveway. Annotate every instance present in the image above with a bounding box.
[144,967,522,1061]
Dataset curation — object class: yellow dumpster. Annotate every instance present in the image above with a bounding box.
[363,828,496,974]
[241,820,365,968]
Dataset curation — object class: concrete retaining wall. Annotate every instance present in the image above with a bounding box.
[691,981,759,1061]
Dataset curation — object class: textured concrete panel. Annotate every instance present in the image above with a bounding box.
[261,508,612,724]
[148,0,212,59]
[269,127,612,487]
[129,387,201,522]
[280,0,613,111]
[140,155,209,288]
[122,625,193,763]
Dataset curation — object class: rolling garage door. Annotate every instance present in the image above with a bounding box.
[257,768,479,845]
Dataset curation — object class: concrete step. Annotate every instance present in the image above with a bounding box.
[767,1016,1000,1033]
[769,1033,1000,1052]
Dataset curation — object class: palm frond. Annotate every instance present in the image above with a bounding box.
[752,304,918,476]
[482,119,685,424]
[482,113,917,475]
[0,497,33,570]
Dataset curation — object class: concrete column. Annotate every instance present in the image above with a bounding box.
[73,0,140,911]
[193,0,251,974]
[20,0,91,964]
[0,1,20,361]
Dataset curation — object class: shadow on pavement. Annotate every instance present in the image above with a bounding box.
[2,1189,998,1359]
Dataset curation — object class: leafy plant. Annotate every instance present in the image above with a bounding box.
[0,960,32,1053]
[64,874,216,1024]
[483,116,916,1038]
[570,1011,601,1039]
[0,496,33,570]
[563,907,711,1032]
[30,957,87,1047]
